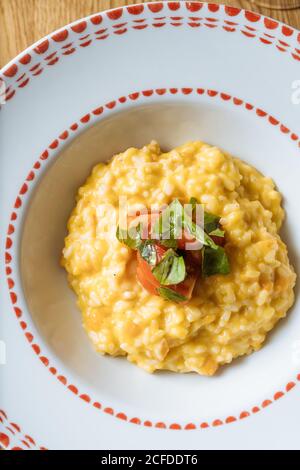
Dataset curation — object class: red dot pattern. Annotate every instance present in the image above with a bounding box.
[0,410,43,450]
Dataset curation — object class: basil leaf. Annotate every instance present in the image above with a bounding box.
[189,200,223,238]
[152,249,186,286]
[204,212,221,234]
[187,196,201,224]
[116,223,143,249]
[158,287,187,303]
[139,241,157,266]
[188,196,199,220]
[152,199,183,246]
[202,246,230,276]
[209,228,225,238]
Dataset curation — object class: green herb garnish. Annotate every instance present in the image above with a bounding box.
[204,212,222,235]
[182,211,218,250]
[202,246,230,276]
[152,199,183,248]
[152,249,186,286]
[116,197,231,301]
[209,228,225,238]
[153,199,217,249]
[189,197,198,211]
[158,287,187,303]
[116,223,143,249]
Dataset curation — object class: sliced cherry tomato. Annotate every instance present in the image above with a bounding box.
[210,234,225,247]
[171,274,197,303]
[136,244,197,303]
[131,208,225,302]
[128,207,225,247]
[184,249,202,269]
[136,246,165,295]
[177,229,197,250]
[129,212,197,249]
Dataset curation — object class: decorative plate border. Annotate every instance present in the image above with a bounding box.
[1,1,300,104]
[0,409,46,450]
[4,87,300,433]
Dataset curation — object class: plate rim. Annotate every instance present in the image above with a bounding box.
[4,86,300,431]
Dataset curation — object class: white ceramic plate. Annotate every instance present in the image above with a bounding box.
[1,1,300,450]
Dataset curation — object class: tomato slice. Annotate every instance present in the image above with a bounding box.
[136,262,160,296]
[136,249,162,295]
[128,207,225,247]
[136,244,197,303]
[210,235,225,247]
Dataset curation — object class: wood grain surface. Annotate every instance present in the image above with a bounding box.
[0,0,299,68]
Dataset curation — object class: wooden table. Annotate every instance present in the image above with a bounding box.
[0,0,300,68]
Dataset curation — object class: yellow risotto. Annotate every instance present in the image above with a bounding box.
[62,141,296,375]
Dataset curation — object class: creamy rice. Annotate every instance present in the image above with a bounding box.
[62,141,296,375]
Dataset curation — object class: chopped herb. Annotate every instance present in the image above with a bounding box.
[204,212,221,234]
[152,249,186,286]
[188,196,204,227]
[183,211,218,250]
[152,199,184,248]
[202,246,230,276]
[159,239,178,248]
[189,197,198,211]
[117,197,231,303]
[153,199,217,250]
[116,223,143,249]
[158,286,187,303]
[139,241,157,266]
[209,228,225,238]
[189,197,222,237]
